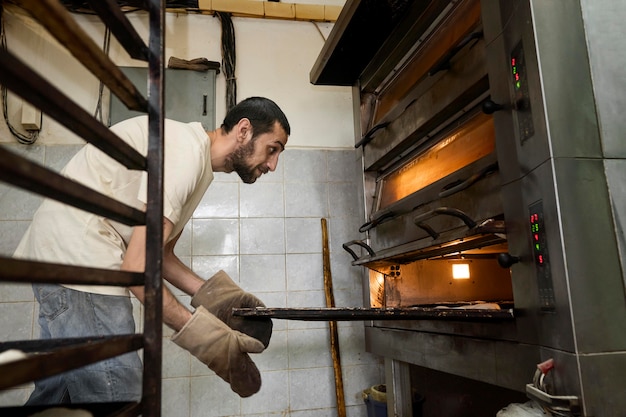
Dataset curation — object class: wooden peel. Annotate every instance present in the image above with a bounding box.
[321,218,346,417]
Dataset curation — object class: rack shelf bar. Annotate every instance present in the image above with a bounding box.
[0,335,144,391]
[0,146,145,226]
[85,0,149,61]
[0,401,140,417]
[140,0,165,414]
[0,0,165,413]
[15,0,148,112]
[0,49,146,171]
[0,257,144,286]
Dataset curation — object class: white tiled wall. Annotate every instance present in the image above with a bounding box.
[0,143,384,416]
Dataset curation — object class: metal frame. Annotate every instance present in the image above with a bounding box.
[0,0,165,415]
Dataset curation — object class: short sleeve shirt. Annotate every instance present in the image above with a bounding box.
[14,116,213,296]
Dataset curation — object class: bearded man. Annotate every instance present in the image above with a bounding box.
[14,97,290,404]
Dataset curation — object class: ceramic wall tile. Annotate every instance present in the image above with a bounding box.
[240,218,285,255]
[240,182,284,218]
[190,375,241,417]
[240,370,289,415]
[0,302,33,342]
[283,149,327,183]
[286,253,324,292]
[0,221,30,256]
[194,181,239,219]
[284,182,328,218]
[162,377,191,417]
[285,218,322,254]
[192,219,239,255]
[288,367,335,411]
[240,254,286,293]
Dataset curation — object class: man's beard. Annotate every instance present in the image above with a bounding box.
[225,139,263,184]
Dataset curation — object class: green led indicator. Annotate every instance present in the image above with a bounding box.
[516,81,521,89]
[536,243,540,251]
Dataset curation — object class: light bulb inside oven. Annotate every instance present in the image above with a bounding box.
[452,263,470,279]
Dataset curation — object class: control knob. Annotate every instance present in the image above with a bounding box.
[497,253,520,268]
[482,99,504,114]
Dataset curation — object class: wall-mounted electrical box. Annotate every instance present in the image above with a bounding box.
[109,67,217,130]
[21,100,42,131]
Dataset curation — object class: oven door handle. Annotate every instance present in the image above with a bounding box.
[438,162,499,198]
[413,207,477,239]
[428,31,484,76]
[354,122,390,149]
[358,209,396,232]
[342,240,376,261]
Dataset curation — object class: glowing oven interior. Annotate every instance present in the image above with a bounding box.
[366,111,510,312]
[378,112,495,210]
[368,256,513,309]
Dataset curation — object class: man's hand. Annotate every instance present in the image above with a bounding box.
[172,306,264,397]
[191,270,273,348]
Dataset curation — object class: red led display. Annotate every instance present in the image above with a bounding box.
[528,201,555,310]
[530,211,546,267]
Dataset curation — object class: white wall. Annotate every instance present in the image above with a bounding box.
[0,5,355,148]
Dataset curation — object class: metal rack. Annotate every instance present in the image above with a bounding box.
[0,0,165,415]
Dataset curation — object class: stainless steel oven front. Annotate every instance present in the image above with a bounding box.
[311,0,626,416]
[483,1,626,415]
[319,0,626,415]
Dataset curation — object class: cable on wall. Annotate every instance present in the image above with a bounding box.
[311,21,327,42]
[94,27,111,123]
[216,11,237,112]
[1,7,41,145]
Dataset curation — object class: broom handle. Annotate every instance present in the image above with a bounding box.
[322,218,346,417]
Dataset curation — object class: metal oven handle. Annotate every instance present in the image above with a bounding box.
[342,240,376,262]
[354,122,390,149]
[359,209,396,232]
[438,162,498,198]
[413,207,477,239]
[427,31,484,76]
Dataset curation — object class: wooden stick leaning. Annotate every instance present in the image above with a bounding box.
[321,218,346,417]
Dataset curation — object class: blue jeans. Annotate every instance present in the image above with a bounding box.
[26,284,142,405]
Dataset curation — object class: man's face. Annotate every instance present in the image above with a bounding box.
[226,121,288,184]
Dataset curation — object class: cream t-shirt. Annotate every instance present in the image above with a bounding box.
[14,116,213,296]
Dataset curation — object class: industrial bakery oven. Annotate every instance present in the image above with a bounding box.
[311,0,626,415]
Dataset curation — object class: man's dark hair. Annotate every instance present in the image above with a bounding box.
[221,96,290,138]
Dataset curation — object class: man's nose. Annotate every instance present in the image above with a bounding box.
[266,154,279,172]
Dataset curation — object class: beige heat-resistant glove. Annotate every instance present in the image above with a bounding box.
[172,306,264,397]
[191,270,273,348]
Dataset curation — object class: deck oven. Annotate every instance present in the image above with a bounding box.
[310,0,626,415]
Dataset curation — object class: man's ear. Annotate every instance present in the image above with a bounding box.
[237,118,252,143]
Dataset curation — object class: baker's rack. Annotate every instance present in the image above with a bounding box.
[0,0,165,415]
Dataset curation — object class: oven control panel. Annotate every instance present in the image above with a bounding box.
[529,201,555,310]
[511,41,535,142]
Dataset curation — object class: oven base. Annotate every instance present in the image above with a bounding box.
[366,326,540,391]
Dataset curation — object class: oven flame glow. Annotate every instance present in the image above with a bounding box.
[378,112,495,209]
[452,263,470,279]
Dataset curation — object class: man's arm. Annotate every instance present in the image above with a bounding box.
[123,219,265,397]
[161,227,204,296]
[123,218,192,332]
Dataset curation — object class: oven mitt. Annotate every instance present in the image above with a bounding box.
[191,270,273,348]
[172,306,264,397]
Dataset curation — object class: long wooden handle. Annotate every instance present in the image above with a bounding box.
[322,218,346,417]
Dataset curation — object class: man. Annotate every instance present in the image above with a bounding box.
[14,96,290,404]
